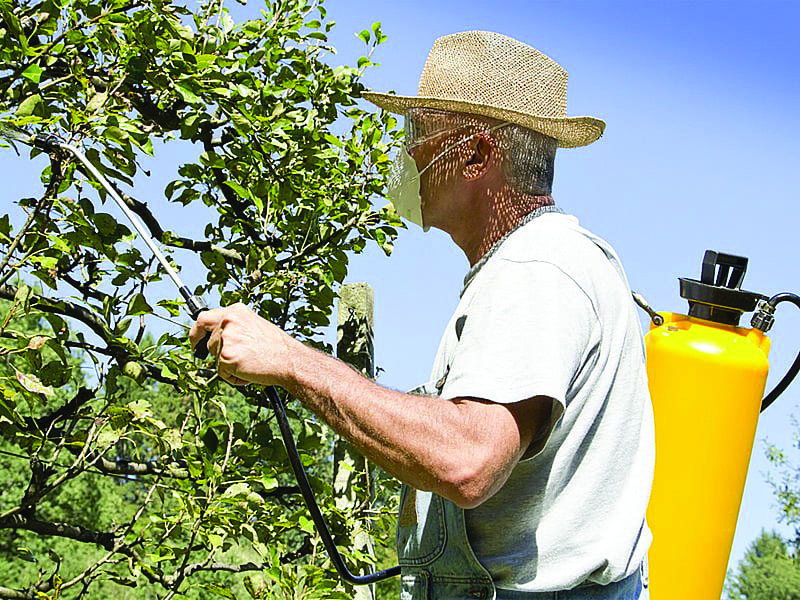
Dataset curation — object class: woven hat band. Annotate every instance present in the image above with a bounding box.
[418,31,568,119]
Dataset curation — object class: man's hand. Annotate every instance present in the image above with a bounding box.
[189,302,300,387]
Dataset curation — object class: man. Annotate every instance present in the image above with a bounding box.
[190,31,654,600]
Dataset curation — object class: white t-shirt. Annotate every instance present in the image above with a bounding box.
[430,211,654,592]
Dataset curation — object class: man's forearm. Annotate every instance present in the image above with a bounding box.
[190,303,536,508]
[282,340,520,507]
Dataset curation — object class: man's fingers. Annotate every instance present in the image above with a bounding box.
[189,307,227,348]
[219,367,247,386]
[207,326,224,358]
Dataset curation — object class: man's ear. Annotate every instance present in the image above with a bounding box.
[464,135,494,180]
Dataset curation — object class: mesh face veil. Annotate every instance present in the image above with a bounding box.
[387,109,509,230]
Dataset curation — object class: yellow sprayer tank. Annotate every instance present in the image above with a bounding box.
[645,251,770,600]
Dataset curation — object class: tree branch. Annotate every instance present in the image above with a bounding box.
[0,586,40,600]
[60,272,112,304]
[165,535,313,585]
[23,386,95,434]
[197,125,280,250]
[0,284,179,387]
[171,560,270,580]
[276,213,360,268]
[0,283,110,340]
[0,514,116,551]
[95,458,190,479]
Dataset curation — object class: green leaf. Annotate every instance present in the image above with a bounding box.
[128,293,153,316]
[38,361,72,388]
[106,575,137,588]
[22,64,44,83]
[196,54,217,69]
[15,94,42,117]
[15,547,36,563]
[14,284,32,310]
[157,299,183,317]
[224,180,249,197]
[357,29,370,44]
[176,84,199,103]
[86,91,108,113]
[128,400,151,419]
[107,405,135,429]
[231,112,252,134]
[0,392,25,426]
[201,427,219,453]
[243,576,261,600]
[96,427,121,448]
[91,213,118,238]
[15,369,54,398]
[223,482,251,498]
[199,583,236,600]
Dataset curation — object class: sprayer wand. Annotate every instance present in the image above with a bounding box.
[12,128,400,585]
[31,134,213,357]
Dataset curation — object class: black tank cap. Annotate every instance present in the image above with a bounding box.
[679,250,766,326]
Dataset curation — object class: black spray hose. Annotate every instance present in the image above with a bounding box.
[192,330,400,584]
[264,385,401,584]
[754,293,800,412]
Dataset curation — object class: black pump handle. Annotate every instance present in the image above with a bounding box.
[701,250,748,290]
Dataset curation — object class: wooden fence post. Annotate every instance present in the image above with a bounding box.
[334,283,376,599]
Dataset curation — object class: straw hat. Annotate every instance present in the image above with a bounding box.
[363,31,605,148]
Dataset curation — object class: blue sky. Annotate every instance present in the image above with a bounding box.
[2,0,799,588]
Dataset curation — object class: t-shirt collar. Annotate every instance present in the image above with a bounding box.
[462,205,564,295]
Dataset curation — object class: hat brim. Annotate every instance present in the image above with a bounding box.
[362,91,605,149]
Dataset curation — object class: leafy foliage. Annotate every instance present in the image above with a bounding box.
[726,531,800,600]
[0,0,402,596]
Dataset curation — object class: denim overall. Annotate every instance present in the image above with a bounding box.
[398,381,648,600]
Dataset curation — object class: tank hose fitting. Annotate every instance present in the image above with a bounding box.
[751,300,776,333]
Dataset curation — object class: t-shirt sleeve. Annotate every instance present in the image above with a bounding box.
[440,259,598,458]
